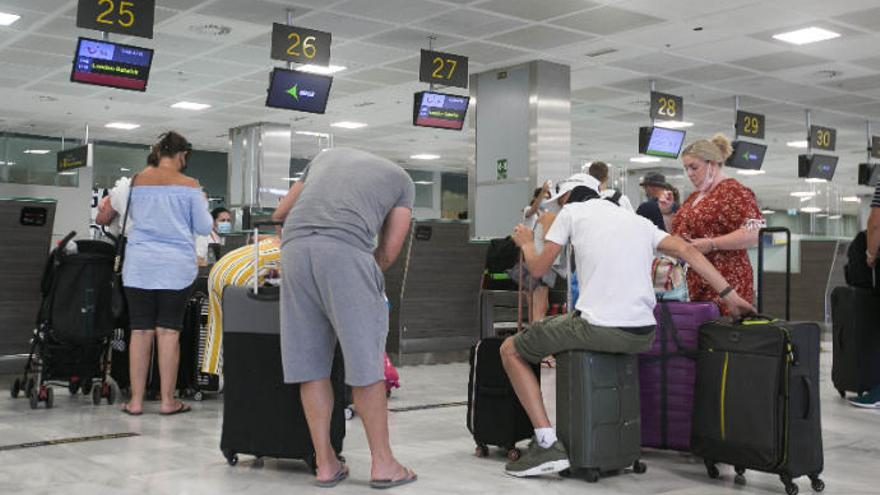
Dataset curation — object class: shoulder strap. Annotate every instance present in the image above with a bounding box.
[611,190,622,204]
[114,174,137,273]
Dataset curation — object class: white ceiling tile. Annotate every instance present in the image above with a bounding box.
[0,48,68,68]
[475,0,599,21]
[729,52,831,72]
[332,0,449,24]
[551,6,664,35]
[196,0,312,26]
[442,41,530,65]
[673,37,781,63]
[666,64,754,83]
[331,41,411,66]
[296,11,394,40]
[346,67,414,85]
[362,28,464,51]
[414,9,526,37]
[609,52,704,74]
[11,35,76,57]
[486,25,593,51]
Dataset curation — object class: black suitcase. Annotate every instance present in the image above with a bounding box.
[830,286,880,397]
[467,336,538,460]
[692,227,825,495]
[145,291,203,400]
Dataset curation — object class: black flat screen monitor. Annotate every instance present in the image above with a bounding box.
[266,68,332,114]
[859,163,880,186]
[798,154,838,181]
[70,37,154,92]
[727,141,767,170]
[638,126,686,159]
[413,91,470,130]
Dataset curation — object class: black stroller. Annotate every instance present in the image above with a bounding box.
[9,231,122,409]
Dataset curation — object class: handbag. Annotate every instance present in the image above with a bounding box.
[110,174,136,322]
[652,255,689,301]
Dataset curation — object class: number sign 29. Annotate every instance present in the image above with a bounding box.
[650,91,683,122]
[419,50,468,89]
[736,111,765,139]
[270,23,332,67]
[76,0,155,39]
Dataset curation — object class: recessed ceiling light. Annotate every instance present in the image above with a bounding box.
[800,206,823,214]
[57,171,78,176]
[630,156,661,163]
[805,178,827,183]
[297,64,347,75]
[330,122,367,129]
[773,27,840,46]
[761,209,775,215]
[828,215,842,220]
[0,12,21,26]
[737,169,766,176]
[23,149,51,155]
[414,181,435,185]
[655,120,694,129]
[816,213,828,218]
[410,154,440,160]
[171,101,212,111]
[105,122,140,130]
[786,140,808,148]
[295,131,330,138]
[790,191,816,198]
[120,167,131,172]
[841,196,861,203]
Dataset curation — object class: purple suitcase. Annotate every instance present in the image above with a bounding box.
[639,301,719,451]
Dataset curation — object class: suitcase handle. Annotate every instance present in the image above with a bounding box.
[757,227,791,320]
[738,314,779,325]
[802,376,813,420]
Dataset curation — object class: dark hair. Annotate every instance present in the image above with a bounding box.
[588,161,609,183]
[211,207,230,220]
[147,131,192,167]
[565,185,600,204]
[531,187,543,201]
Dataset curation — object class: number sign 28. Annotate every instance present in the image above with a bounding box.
[77,0,155,39]
[650,91,683,122]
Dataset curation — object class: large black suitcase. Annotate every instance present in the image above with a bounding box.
[220,284,345,469]
[830,286,880,397]
[144,291,203,400]
[466,336,538,460]
[692,227,825,495]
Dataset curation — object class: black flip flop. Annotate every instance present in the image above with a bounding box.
[160,402,191,416]
[315,463,349,488]
[370,468,417,490]
[121,404,142,416]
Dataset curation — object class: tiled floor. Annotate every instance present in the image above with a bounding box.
[0,346,877,495]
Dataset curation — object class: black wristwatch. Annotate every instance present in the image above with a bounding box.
[718,286,734,299]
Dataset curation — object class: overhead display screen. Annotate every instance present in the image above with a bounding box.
[70,37,153,92]
[798,154,838,181]
[412,91,470,130]
[265,68,332,114]
[639,126,686,158]
[727,141,767,170]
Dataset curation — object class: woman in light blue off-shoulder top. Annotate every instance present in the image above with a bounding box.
[119,132,213,416]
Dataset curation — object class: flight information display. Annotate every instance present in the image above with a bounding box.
[639,127,686,158]
[413,91,470,130]
[265,68,332,114]
[70,37,153,92]
[727,141,767,170]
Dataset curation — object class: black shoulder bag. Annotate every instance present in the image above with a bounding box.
[110,174,136,323]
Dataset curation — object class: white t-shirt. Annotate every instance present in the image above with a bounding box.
[601,189,635,213]
[545,199,669,327]
[108,177,132,236]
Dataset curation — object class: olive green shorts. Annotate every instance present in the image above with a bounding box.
[512,312,655,364]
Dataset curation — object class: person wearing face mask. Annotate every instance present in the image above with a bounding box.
[210,207,233,243]
[672,133,764,314]
[117,131,214,416]
[511,182,557,323]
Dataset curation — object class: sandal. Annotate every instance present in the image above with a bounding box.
[315,462,349,488]
[159,402,191,416]
[370,468,417,489]
[120,404,142,416]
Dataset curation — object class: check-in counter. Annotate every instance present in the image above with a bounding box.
[0,198,56,358]
[385,220,487,366]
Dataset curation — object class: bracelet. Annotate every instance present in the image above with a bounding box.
[709,238,718,252]
[718,286,734,299]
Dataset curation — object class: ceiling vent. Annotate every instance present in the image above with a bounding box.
[586,48,618,58]
[188,23,232,37]
[354,101,376,108]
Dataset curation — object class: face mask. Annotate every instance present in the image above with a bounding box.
[544,202,561,214]
[217,221,232,234]
[698,164,716,193]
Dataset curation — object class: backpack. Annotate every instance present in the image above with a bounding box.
[486,236,519,273]
[608,190,622,206]
[845,230,879,291]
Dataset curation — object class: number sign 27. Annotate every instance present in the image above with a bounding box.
[76,0,155,39]
[419,50,468,89]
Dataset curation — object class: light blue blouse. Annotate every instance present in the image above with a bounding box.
[122,185,213,290]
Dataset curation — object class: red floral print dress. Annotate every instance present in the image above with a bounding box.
[672,178,763,313]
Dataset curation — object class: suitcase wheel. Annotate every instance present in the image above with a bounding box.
[344,406,355,421]
[10,378,21,399]
[704,460,720,479]
[781,474,798,495]
[809,475,825,492]
[474,445,489,458]
[837,389,846,399]
[506,447,521,462]
[223,449,238,466]
[632,460,647,475]
[92,385,102,405]
[192,391,204,401]
[68,379,80,395]
[253,457,264,468]
[584,468,600,483]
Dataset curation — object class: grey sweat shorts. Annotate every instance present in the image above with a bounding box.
[280,235,388,387]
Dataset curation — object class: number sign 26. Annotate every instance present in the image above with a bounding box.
[419,50,469,89]
[650,91,683,122]
[76,0,155,39]
[271,24,332,67]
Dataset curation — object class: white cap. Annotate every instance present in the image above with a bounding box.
[544,173,601,204]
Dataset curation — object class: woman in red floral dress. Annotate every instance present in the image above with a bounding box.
[672,134,764,313]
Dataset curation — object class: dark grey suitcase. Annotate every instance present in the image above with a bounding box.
[556,350,646,482]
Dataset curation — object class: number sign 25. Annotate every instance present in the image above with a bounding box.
[650,91,683,122]
[419,50,469,89]
[271,23,332,67]
[76,0,155,39]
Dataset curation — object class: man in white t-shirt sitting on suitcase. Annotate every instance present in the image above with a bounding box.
[502,173,755,477]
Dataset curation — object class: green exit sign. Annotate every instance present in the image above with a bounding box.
[496,159,508,180]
